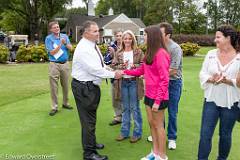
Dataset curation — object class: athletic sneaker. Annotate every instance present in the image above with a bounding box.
[168,140,176,150]
[140,151,155,160]
[147,136,153,142]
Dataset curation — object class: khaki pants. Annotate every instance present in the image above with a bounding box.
[111,82,122,121]
[49,62,70,109]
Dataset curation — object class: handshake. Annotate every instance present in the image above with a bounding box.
[114,70,124,79]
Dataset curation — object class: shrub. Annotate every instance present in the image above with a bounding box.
[31,44,48,62]
[98,44,108,56]
[0,45,9,63]
[16,45,48,62]
[173,34,215,46]
[180,42,200,56]
[138,44,147,53]
[69,44,77,61]
[16,45,33,62]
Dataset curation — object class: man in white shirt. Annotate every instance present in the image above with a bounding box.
[71,20,121,160]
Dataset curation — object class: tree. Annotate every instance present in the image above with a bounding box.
[218,0,240,27]
[0,0,72,40]
[143,0,173,26]
[173,0,206,34]
[95,0,148,19]
[95,0,110,15]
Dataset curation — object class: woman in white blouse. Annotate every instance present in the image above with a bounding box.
[198,25,240,160]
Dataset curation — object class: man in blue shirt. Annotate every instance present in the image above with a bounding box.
[45,21,73,116]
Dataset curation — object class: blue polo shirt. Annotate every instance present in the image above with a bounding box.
[45,33,71,62]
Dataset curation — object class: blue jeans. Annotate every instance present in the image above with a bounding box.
[120,80,142,138]
[198,100,240,160]
[167,79,182,140]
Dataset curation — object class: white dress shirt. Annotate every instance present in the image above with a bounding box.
[199,49,240,108]
[72,37,115,85]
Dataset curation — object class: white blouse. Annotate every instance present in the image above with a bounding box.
[123,50,134,78]
[199,49,240,108]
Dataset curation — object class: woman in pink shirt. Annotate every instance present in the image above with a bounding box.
[123,25,170,160]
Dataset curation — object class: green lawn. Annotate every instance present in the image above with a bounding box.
[196,46,216,55]
[0,56,239,160]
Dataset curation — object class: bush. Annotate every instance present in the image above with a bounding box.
[180,42,200,56]
[138,44,147,53]
[69,44,77,61]
[31,44,48,62]
[98,44,108,56]
[173,34,215,46]
[0,45,9,63]
[16,45,48,62]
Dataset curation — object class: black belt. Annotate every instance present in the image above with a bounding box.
[73,78,93,85]
[122,77,136,81]
[51,61,67,64]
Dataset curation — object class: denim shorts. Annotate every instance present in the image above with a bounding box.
[144,96,168,110]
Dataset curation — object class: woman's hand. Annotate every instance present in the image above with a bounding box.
[207,73,222,84]
[152,103,159,112]
[220,76,232,85]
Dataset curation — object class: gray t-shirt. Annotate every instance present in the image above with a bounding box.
[167,39,182,80]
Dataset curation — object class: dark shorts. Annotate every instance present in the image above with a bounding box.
[144,96,168,110]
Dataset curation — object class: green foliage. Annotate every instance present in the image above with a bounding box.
[0,45,9,63]
[69,44,77,61]
[180,42,200,56]
[0,11,27,33]
[16,45,48,62]
[95,0,110,15]
[174,1,207,34]
[0,0,73,40]
[31,44,48,62]
[98,44,108,56]
[143,0,173,26]
[95,0,147,19]
[138,44,147,53]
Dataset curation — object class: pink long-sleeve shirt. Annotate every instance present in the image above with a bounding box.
[124,48,170,105]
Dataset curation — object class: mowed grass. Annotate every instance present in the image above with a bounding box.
[0,54,239,160]
[196,46,216,55]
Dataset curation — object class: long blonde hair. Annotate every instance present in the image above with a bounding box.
[118,30,137,53]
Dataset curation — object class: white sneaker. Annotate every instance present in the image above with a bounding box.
[168,140,176,150]
[147,136,153,142]
[140,151,155,160]
[155,155,168,160]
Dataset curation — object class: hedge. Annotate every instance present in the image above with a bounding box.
[173,34,215,46]
[16,44,48,62]
[0,45,9,63]
[1,42,201,63]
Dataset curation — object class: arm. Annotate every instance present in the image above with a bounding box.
[123,49,145,76]
[170,46,182,77]
[123,64,144,76]
[132,49,144,68]
[199,53,213,89]
[154,52,170,105]
[77,48,115,79]
[45,37,62,56]
[64,35,72,50]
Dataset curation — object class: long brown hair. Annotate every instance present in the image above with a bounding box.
[145,25,167,65]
